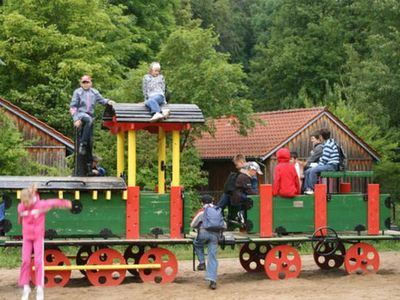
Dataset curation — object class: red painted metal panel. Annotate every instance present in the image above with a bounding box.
[314,184,327,236]
[170,186,183,239]
[126,186,140,239]
[340,182,351,193]
[368,184,380,235]
[260,184,273,237]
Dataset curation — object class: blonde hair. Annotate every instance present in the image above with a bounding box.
[149,62,161,71]
[21,185,37,207]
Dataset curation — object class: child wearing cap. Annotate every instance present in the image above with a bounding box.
[273,148,300,197]
[70,75,115,175]
[143,62,170,122]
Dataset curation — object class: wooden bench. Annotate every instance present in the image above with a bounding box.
[319,171,374,193]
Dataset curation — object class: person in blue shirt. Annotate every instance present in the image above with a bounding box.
[91,155,106,176]
[303,128,339,194]
[70,75,115,157]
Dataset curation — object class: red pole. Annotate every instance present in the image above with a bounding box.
[368,184,380,235]
[260,184,273,237]
[126,186,140,239]
[314,184,327,235]
[170,186,183,239]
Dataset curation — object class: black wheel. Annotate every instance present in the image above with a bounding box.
[311,226,340,257]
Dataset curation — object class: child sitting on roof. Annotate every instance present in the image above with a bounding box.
[273,148,300,198]
[143,62,170,122]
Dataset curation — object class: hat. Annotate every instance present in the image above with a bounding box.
[80,75,92,82]
[200,194,213,204]
[248,161,263,175]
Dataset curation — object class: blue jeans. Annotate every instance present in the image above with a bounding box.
[193,229,219,282]
[145,94,165,114]
[217,193,231,211]
[303,164,338,191]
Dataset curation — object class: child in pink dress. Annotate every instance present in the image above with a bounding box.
[18,185,71,300]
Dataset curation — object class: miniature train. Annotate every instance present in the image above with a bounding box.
[0,103,397,287]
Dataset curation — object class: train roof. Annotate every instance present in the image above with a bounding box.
[0,176,127,190]
[103,103,204,123]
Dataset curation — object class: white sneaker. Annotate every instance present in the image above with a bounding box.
[21,285,31,300]
[36,286,44,300]
[150,112,163,122]
[304,189,314,195]
[161,108,170,119]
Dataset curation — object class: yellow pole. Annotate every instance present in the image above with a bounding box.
[158,127,166,194]
[35,264,161,271]
[172,130,180,186]
[117,131,125,177]
[128,130,136,186]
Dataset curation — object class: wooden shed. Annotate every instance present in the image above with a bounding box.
[0,97,74,170]
[195,107,380,194]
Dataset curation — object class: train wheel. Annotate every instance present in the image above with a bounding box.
[264,245,301,280]
[139,247,178,283]
[76,245,108,276]
[239,242,271,272]
[86,248,126,286]
[344,242,380,275]
[31,249,71,288]
[124,245,146,277]
[313,241,346,270]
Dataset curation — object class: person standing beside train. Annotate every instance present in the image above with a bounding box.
[18,185,71,300]
[303,128,339,194]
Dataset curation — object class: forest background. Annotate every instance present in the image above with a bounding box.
[0,0,399,201]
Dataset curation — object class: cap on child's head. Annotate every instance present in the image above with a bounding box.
[201,194,213,204]
[247,161,263,175]
[93,155,101,162]
[80,75,92,83]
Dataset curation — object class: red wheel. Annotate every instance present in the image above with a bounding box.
[86,248,126,286]
[239,242,271,272]
[31,249,71,287]
[264,245,301,280]
[313,241,346,270]
[76,245,108,276]
[344,242,379,274]
[138,247,178,283]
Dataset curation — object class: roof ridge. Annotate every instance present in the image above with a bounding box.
[0,97,74,149]
[253,106,326,116]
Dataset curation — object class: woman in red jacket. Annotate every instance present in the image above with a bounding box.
[273,148,300,197]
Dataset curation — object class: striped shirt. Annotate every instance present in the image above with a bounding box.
[318,138,339,166]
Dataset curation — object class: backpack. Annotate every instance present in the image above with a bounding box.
[202,206,225,232]
[223,172,239,194]
[336,143,347,171]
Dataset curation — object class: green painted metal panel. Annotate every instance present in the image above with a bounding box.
[246,195,260,234]
[272,195,315,233]
[327,194,366,231]
[380,194,391,230]
[183,194,192,234]
[139,192,170,235]
[6,191,126,238]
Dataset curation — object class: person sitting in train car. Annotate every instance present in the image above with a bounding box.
[273,148,300,198]
[231,161,261,223]
[290,151,303,191]
[90,155,106,176]
[217,154,247,213]
[303,128,339,195]
[303,130,324,171]
[142,62,170,122]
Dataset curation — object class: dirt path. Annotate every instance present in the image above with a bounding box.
[1,251,400,300]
